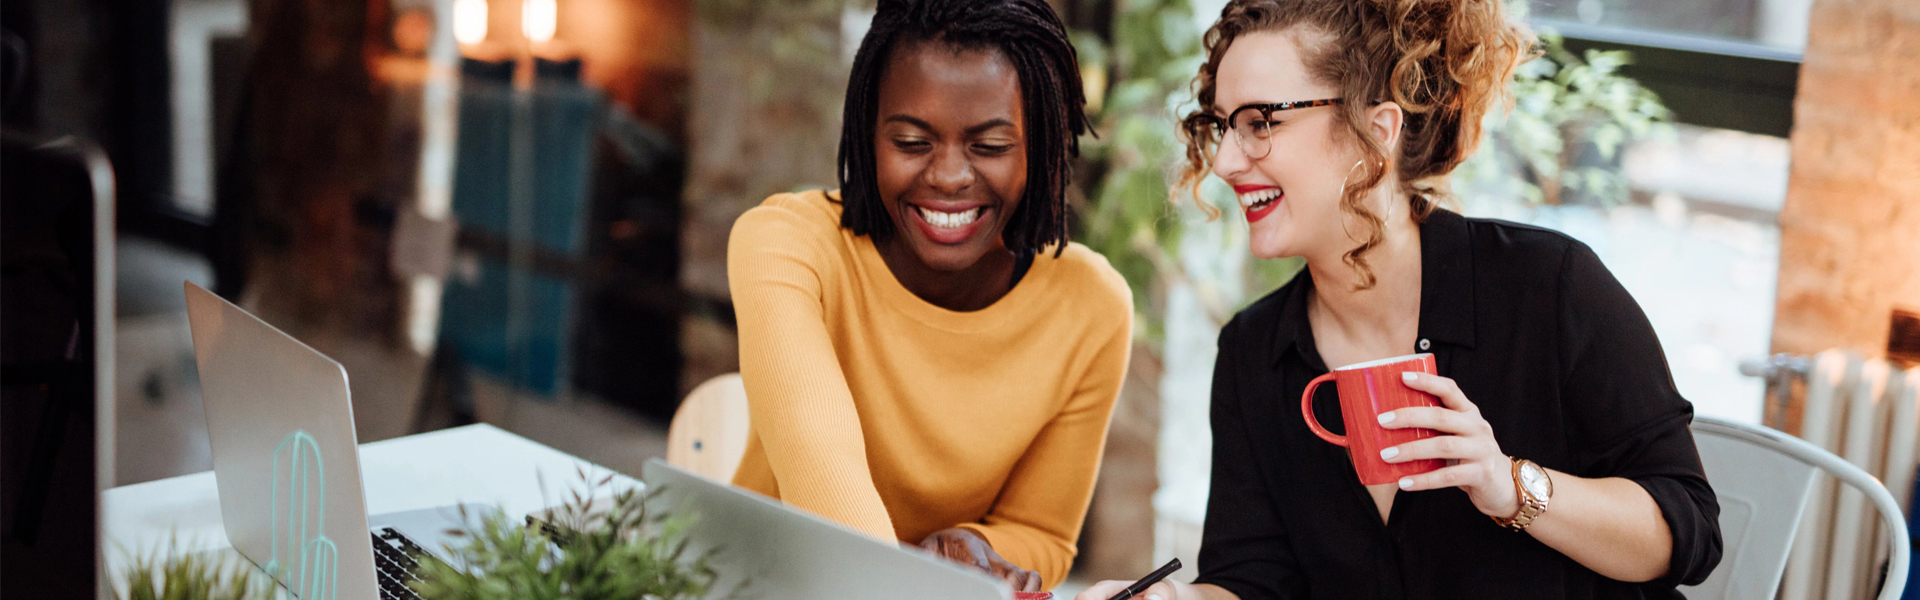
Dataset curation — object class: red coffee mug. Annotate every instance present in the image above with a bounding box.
[1301,353,1446,485]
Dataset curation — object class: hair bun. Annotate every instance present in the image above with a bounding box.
[1380,0,1535,158]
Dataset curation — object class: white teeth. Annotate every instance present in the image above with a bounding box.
[916,206,982,229]
[1237,188,1283,208]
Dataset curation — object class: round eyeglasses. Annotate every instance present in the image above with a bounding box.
[1191,98,1343,160]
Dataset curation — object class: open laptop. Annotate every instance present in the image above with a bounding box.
[642,460,1012,600]
[185,282,485,600]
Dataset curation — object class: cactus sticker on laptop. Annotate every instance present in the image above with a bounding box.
[264,430,338,600]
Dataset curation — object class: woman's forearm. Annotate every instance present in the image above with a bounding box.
[1187,583,1244,600]
[1526,470,1672,582]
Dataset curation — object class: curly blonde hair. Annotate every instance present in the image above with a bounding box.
[1178,0,1535,289]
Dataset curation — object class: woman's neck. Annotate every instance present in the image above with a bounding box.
[874,236,1019,312]
[1305,201,1424,350]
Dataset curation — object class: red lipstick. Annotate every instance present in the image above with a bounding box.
[1234,185,1282,224]
[1245,196,1280,223]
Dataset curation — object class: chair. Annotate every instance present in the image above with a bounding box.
[666,373,750,482]
[1683,416,1910,600]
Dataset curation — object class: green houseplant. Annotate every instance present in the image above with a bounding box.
[1072,0,1301,337]
[1455,15,1674,207]
[113,539,274,600]
[112,471,723,600]
[410,470,725,600]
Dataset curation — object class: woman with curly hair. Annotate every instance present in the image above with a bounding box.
[1078,1,1721,598]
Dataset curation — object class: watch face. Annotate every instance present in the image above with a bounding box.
[1519,462,1550,499]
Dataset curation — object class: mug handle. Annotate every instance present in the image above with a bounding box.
[1300,373,1346,447]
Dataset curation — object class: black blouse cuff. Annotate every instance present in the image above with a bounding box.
[1192,576,1279,600]
[1629,474,1723,587]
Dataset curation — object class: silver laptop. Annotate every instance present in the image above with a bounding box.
[186,282,483,600]
[641,460,1012,600]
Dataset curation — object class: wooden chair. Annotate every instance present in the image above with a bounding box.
[666,373,750,482]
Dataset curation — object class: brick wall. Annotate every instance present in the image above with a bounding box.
[1770,0,1920,363]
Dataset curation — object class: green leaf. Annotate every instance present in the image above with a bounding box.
[410,471,727,600]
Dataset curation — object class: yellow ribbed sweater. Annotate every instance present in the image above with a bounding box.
[726,190,1133,588]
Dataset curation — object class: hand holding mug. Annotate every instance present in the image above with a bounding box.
[918,528,1042,592]
[1379,371,1520,520]
[1300,354,1447,485]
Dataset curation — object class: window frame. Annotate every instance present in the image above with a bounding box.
[1541,18,1802,138]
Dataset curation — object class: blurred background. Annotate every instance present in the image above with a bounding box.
[2,0,1916,592]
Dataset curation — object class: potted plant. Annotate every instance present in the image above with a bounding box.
[1454,14,1674,209]
[409,470,725,600]
[113,539,274,600]
[112,471,724,600]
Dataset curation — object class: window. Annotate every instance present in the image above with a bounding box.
[1530,0,1811,50]
[1462,3,1811,424]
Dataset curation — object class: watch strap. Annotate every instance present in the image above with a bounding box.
[1492,458,1549,531]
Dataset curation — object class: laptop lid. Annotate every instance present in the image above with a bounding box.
[184,282,379,599]
[641,460,1011,600]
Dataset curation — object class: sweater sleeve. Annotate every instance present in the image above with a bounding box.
[957,301,1132,590]
[727,199,897,541]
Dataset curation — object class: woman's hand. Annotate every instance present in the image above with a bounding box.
[918,528,1041,592]
[1379,372,1519,520]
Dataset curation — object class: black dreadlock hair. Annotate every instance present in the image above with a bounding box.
[836,0,1090,257]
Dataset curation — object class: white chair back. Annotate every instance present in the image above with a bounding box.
[1684,416,1910,600]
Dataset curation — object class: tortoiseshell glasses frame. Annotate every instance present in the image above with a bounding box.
[1186,98,1344,160]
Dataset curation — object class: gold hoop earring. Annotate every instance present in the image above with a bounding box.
[1339,159,1364,194]
[1338,159,1366,244]
[1381,161,1395,223]
[1376,160,1392,223]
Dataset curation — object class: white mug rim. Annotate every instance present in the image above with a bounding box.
[1333,353,1434,372]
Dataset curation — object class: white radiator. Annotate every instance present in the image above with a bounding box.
[1773,351,1920,599]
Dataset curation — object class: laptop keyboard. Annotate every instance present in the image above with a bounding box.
[372,527,427,600]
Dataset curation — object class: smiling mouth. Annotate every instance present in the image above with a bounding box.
[1237,187,1282,211]
[913,205,983,229]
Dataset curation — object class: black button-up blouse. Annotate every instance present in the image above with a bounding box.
[1194,209,1722,600]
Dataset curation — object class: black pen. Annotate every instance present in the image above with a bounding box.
[1105,558,1182,600]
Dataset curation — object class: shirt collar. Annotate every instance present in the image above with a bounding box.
[1271,272,1319,368]
[1417,208,1477,350]
[1267,208,1477,368]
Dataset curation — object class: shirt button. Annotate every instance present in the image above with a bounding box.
[1418,338,1431,351]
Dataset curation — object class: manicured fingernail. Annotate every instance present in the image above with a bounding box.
[1147,595,1165,600]
[1398,477,1413,489]
[1377,412,1396,425]
[1380,447,1399,460]
[1402,372,1418,382]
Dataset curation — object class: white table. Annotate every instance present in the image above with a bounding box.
[102,423,642,572]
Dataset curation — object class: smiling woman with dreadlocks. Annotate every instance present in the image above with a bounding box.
[724,0,1129,591]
